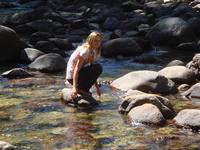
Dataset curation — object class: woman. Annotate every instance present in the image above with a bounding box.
[65,31,103,100]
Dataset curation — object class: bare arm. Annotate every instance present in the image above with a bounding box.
[94,81,101,101]
[71,56,84,98]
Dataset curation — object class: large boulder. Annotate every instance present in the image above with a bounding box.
[128,104,166,125]
[146,17,196,47]
[0,25,26,63]
[119,93,175,119]
[174,109,200,131]
[102,38,143,57]
[61,88,98,107]
[29,53,66,72]
[158,66,196,84]
[111,70,177,94]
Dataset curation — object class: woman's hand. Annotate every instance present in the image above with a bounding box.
[71,87,78,99]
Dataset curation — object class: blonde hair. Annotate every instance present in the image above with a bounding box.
[83,31,102,63]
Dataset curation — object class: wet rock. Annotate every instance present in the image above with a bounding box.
[20,48,45,63]
[174,109,200,131]
[61,88,98,107]
[2,68,33,79]
[121,0,143,11]
[119,93,175,119]
[26,19,63,33]
[0,141,16,150]
[103,17,120,30]
[48,38,74,51]
[166,60,185,66]
[30,32,53,45]
[181,83,200,99]
[102,38,143,57]
[146,17,196,47]
[128,103,165,125]
[111,70,177,94]
[35,41,57,53]
[29,53,66,72]
[178,84,190,93]
[186,53,200,79]
[158,66,196,84]
[0,25,27,63]
[176,42,199,51]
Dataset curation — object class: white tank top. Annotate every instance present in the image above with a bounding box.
[66,46,89,79]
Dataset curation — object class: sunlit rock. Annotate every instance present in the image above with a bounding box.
[0,141,16,150]
[174,109,200,131]
[111,70,177,94]
[158,66,196,84]
[2,68,33,79]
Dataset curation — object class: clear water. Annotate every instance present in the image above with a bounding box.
[1,52,200,149]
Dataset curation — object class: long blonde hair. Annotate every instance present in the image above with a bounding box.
[83,31,102,63]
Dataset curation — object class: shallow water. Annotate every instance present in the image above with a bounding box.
[1,51,200,149]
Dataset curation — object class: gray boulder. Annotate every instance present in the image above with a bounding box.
[20,48,45,63]
[158,66,196,84]
[119,93,175,119]
[128,104,165,125]
[186,53,200,79]
[29,53,66,72]
[102,38,143,57]
[146,17,196,47]
[61,88,98,107]
[0,25,26,63]
[2,68,32,79]
[174,109,200,131]
[111,70,177,94]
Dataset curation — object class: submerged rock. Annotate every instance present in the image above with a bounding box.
[61,88,99,107]
[174,109,200,131]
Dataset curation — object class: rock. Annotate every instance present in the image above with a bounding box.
[35,41,57,53]
[181,83,200,99]
[61,88,98,107]
[20,48,45,63]
[146,17,196,47]
[128,104,165,125]
[178,84,190,93]
[103,17,120,30]
[119,93,175,119]
[174,109,200,131]
[48,38,74,51]
[158,66,196,84]
[30,32,53,45]
[0,25,27,63]
[29,53,66,72]
[166,60,185,66]
[0,141,16,150]
[111,70,177,94]
[102,38,143,57]
[186,53,200,79]
[2,68,33,79]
